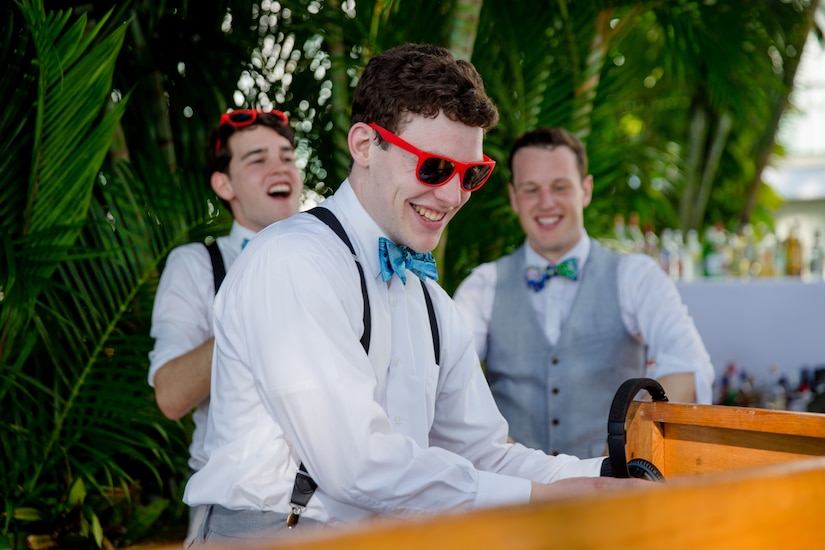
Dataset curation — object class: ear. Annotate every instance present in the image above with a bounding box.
[508,182,519,213]
[581,174,594,208]
[211,171,236,202]
[348,122,374,169]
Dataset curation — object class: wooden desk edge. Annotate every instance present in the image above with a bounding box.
[143,457,825,550]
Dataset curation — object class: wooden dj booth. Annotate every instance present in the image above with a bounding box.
[152,400,825,550]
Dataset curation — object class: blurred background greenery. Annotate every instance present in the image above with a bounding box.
[1,0,823,547]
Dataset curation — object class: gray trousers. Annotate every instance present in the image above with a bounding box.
[187,505,326,548]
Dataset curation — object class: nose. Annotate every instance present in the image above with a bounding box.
[538,186,557,208]
[431,172,466,208]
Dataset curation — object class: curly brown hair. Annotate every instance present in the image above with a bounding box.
[351,44,499,135]
[207,111,295,175]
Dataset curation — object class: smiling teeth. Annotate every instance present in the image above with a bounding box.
[414,205,445,222]
[268,183,290,195]
[538,216,560,225]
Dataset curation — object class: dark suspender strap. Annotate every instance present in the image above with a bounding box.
[307,207,371,353]
[204,241,226,294]
[288,206,441,527]
[420,280,440,365]
[287,207,371,527]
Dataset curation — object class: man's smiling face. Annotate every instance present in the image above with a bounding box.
[214,125,303,232]
[359,113,482,253]
[509,145,593,264]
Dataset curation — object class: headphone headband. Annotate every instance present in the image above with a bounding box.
[606,378,668,478]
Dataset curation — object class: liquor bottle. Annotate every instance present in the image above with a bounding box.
[721,362,740,406]
[773,236,786,277]
[735,370,756,407]
[612,213,632,252]
[703,225,725,277]
[659,228,673,274]
[757,223,776,278]
[764,365,788,410]
[784,222,803,277]
[627,212,645,253]
[809,229,823,280]
[741,224,759,277]
[789,368,813,411]
[669,229,684,280]
[727,231,744,278]
[613,213,626,240]
[643,222,659,259]
[682,229,702,281]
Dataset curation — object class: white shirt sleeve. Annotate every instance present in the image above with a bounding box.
[617,254,715,404]
[453,262,498,361]
[147,244,214,386]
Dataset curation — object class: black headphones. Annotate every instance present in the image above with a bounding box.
[605,378,668,481]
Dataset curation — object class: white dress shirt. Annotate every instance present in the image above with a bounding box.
[183,180,604,523]
[148,221,256,470]
[453,234,714,404]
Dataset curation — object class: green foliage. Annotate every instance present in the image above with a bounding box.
[1,1,233,547]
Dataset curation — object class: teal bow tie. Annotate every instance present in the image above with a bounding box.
[378,237,439,285]
[525,258,579,291]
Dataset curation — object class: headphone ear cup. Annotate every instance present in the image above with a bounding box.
[627,458,665,482]
[606,378,669,479]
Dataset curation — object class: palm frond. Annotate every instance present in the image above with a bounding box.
[1,2,199,543]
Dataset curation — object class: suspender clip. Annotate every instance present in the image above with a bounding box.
[287,464,318,528]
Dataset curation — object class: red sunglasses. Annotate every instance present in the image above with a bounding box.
[368,123,495,192]
[215,109,289,152]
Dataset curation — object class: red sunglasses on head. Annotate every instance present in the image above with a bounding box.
[368,123,495,192]
[215,109,289,152]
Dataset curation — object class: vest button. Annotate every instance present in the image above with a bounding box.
[551,387,559,395]
[551,357,559,365]
[552,418,559,426]
[551,451,559,456]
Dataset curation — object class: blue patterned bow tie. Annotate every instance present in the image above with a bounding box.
[525,258,579,292]
[378,237,439,285]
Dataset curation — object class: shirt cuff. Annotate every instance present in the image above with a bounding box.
[554,455,606,479]
[474,471,532,509]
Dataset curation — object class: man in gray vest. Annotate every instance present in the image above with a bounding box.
[453,127,713,458]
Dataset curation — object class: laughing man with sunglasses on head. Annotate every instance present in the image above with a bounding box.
[183,43,645,547]
[148,108,302,546]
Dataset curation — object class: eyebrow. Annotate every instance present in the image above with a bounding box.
[239,145,294,161]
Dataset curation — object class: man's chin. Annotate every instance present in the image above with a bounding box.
[403,235,440,254]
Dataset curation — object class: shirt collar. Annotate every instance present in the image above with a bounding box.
[524,231,591,269]
[228,221,258,251]
[322,179,387,281]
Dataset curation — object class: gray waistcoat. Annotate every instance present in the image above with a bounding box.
[486,240,645,458]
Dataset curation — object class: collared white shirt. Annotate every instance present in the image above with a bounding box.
[184,180,603,523]
[148,221,257,470]
[453,233,714,404]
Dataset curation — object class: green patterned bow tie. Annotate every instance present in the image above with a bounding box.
[525,258,579,292]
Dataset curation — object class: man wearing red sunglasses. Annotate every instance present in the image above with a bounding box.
[148,108,302,545]
[184,44,644,546]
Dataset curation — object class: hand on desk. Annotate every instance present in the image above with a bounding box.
[530,477,650,503]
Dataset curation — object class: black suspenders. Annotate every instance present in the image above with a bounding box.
[204,240,226,294]
[285,207,441,527]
